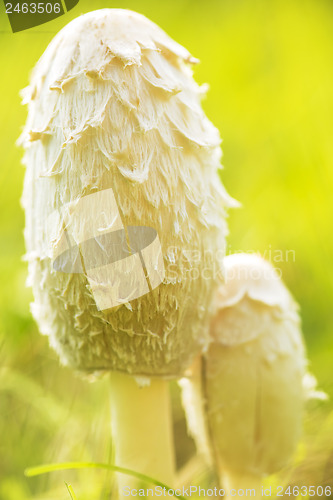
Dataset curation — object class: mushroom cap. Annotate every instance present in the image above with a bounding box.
[215,253,297,311]
[21,9,233,377]
[211,253,300,346]
[181,254,307,477]
[206,320,305,477]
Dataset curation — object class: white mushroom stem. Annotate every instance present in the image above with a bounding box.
[222,473,262,499]
[109,372,175,497]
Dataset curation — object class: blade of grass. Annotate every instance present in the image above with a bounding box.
[65,482,77,500]
[25,462,185,500]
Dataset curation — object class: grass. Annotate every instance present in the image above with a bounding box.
[65,483,78,500]
[26,462,185,500]
[1,0,333,498]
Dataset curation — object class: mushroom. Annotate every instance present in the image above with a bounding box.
[20,9,234,495]
[180,253,309,497]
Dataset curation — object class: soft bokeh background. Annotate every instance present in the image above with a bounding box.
[1,0,333,498]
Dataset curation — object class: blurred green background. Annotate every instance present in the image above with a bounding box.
[0,0,333,498]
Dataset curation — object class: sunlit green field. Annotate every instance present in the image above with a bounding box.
[1,0,333,498]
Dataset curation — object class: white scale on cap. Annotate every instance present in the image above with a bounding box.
[49,188,165,311]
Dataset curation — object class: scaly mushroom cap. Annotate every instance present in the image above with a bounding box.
[210,253,300,346]
[20,9,233,377]
[181,253,307,476]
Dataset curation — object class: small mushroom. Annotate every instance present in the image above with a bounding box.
[20,9,233,495]
[180,253,311,497]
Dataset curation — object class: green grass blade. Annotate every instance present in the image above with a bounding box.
[65,482,78,500]
[25,462,185,500]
